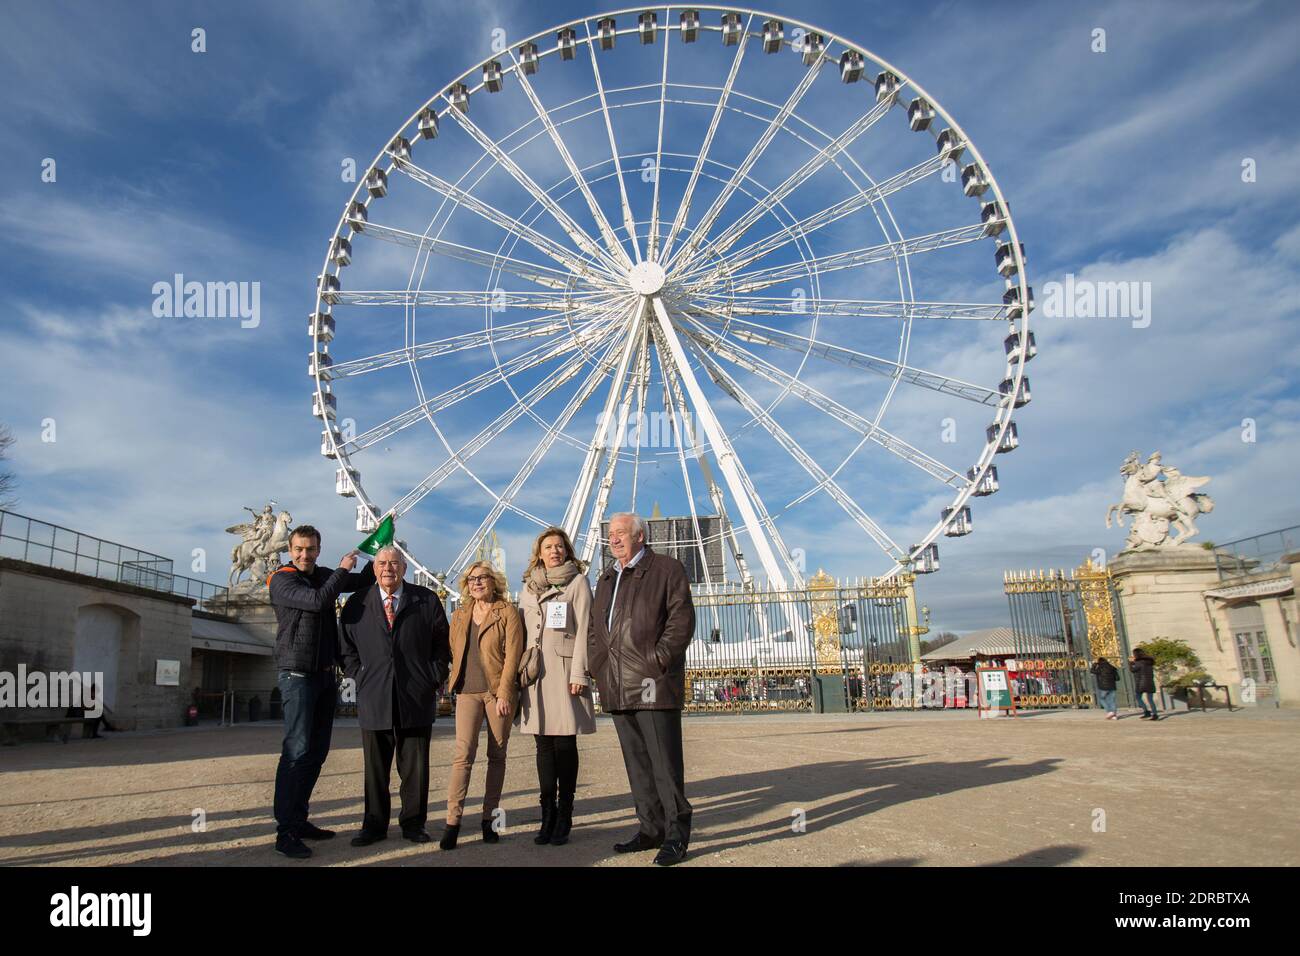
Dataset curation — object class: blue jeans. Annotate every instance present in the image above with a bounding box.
[274,670,338,837]
[1097,688,1117,714]
[1136,691,1158,715]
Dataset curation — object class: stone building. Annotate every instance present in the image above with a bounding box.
[0,508,275,733]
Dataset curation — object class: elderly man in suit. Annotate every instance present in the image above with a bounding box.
[339,545,451,846]
[588,512,696,866]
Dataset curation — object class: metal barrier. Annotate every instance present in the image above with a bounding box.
[0,507,229,611]
[588,571,919,715]
[1212,525,1300,582]
[1004,559,1134,709]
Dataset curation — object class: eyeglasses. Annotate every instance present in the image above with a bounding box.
[467,574,493,585]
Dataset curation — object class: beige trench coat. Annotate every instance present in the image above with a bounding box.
[516,572,597,735]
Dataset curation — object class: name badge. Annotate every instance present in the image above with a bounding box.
[545,601,568,629]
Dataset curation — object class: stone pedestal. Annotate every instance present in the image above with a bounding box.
[1109,548,1242,699]
[215,592,278,642]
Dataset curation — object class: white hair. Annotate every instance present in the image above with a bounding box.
[609,512,646,540]
[374,545,406,565]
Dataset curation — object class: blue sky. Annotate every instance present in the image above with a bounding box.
[2,0,1298,632]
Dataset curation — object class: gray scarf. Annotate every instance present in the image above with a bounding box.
[525,560,580,597]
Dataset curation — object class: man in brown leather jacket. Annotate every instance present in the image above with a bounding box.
[588,512,695,865]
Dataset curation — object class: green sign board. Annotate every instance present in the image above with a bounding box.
[977,667,1014,714]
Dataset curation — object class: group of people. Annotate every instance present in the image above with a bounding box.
[1089,647,1161,720]
[267,511,696,866]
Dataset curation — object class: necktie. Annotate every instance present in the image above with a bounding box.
[384,594,396,630]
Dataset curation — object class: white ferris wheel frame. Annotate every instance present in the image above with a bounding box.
[309,5,1033,598]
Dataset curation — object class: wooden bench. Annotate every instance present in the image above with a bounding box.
[1,711,88,745]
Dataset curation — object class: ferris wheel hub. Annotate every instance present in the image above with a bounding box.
[627,260,667,295]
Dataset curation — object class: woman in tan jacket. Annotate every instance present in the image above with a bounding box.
[516,526,596,845]
[440,560,523,849]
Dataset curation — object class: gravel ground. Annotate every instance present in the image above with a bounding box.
[1,707,1295,867]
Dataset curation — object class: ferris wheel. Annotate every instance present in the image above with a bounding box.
[309,6,1034,596]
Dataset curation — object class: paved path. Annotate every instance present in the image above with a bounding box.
[1,708,1295,866]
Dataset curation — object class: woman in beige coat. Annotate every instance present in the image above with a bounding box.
[440,560,524,850]
[516,526,596,845]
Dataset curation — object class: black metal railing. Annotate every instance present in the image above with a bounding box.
[1212,525,1300,582]
[0,508,229,611]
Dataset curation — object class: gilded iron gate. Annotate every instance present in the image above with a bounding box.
[679,570,915,714]
[1004,559,1134,709]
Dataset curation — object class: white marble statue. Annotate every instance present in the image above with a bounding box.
[226,502,294,590]
[1105,451,1215,551]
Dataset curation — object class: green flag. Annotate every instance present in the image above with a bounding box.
[357,514,395,556]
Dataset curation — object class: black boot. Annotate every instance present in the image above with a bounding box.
[534,794,557,845]
[438,823,460,850]
[550,793,574,845]
[481,819,500,844]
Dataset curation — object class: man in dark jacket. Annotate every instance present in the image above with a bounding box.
[339,545,451,846]
[588,512,695,866]
[1130,648,1160,720]
[268,524,375,859]
[1090,656,1119,719]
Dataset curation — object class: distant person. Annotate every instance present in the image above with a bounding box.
[339,545,451,847]
[516,526,596,846]
[588,512,695,866]
[1130,647,1160,720]
[1090,656,1119,719]
[267,524,374,860]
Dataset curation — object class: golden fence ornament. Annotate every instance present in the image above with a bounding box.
[809,568,845,675]
[1075,557,1121,662]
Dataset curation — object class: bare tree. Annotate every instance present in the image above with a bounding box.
[0,423,17,509]
[920,631,958,655]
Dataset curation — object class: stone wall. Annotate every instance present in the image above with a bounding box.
[0,558,193,730]
[1109,549,1242,698]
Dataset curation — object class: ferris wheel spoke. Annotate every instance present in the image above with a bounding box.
[685,293,1010,322]
[660,12,753,264]
[391,156,620,284]
[646,24,671,261]
[650,294,802,588]
[675,323,905,562]
[674,151,960,285]
[339,309,625,456]
[360,220,587,290]
[438,95,627,276]
[673,96,894,275]
[687,307,1000,405]
[655,338,728,590]
[447,321,638,576]
[574,313,652,565]
[583,20,642,264]
[328,302,621,380]
[389,330,628,519]
[686,222,990,295]
[652,319,754,588]
[507,49,634,270]
[665,49,830,274]
[675,311,967,488]
[329,289,612,309]
[627,321,652,513]
[561,299,648,538]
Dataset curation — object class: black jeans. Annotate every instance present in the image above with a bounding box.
[535,734,579,801]
[273,669,338,837]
